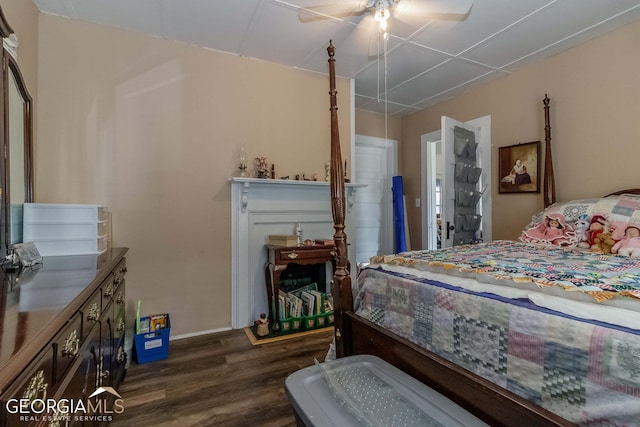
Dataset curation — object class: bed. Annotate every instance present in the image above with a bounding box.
[325,42,640,426]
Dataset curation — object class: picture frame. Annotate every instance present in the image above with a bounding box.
[498,141,540,193]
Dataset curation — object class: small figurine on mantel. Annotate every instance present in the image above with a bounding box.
[255,312,270,337]
[255,157,269,179]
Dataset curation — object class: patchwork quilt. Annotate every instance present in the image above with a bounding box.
[354,266,640,425]
[370,240,640,302]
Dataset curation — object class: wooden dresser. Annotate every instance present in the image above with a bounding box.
[0,247,128,426]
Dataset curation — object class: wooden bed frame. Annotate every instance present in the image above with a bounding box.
[326,41,639,426]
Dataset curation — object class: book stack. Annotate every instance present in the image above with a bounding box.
[275,282,335,332]
[268,234,298,246]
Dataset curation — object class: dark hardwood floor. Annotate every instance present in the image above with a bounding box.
[111,328,334,427]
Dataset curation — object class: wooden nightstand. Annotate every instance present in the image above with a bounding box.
[264,244,335,330]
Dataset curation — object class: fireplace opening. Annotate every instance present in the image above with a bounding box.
[279,262,329,294]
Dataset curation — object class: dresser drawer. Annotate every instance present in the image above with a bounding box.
[52,312,83,386]
[277,247,333,262]
[1,347,54,425]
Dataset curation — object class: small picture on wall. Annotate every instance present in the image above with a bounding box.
[498,141,540,193]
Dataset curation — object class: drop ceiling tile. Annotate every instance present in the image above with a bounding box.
[463,0,640,68]
[410,0,552,55]
[163,0,261,53]
[68,0,164,35]
[385,58,491,106]
[411,71,503,110]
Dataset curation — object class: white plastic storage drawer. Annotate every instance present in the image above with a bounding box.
[23,222,98,240]
[22,203,109,256]
[24,203,105,223]
[31,236,107,256]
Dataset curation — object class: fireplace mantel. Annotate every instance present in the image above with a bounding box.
[230,177,363,328]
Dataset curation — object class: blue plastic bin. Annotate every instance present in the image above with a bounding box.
[134,315,170,364]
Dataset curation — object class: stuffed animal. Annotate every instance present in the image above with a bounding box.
[587,214,608,248]
[591,232,616,254]
[574,215,590,249]
[611,225,640,257]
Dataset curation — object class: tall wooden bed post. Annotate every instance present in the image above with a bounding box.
[327,41,353,358]
[543,94,556,208]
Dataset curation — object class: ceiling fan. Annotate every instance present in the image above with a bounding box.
[298,0,473,59]
[298,0,473,28]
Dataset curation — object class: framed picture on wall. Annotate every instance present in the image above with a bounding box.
[498,141,540,193]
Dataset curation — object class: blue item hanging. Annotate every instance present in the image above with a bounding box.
[392,176,406,253]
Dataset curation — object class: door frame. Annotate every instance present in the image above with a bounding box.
[355,134,398,260]
[420,130,441,250]
[421,116,492,249]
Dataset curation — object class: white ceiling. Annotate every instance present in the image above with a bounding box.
[32,0,640,116]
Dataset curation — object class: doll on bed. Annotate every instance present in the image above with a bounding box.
[611,225,640,257]
[520,213,577,246]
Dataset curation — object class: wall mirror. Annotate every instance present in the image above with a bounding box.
[0,7,34,261]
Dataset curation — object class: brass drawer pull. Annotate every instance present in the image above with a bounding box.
[117,346,126,363]
[104,282,114,298]
[62,329,80,357]
[116,291,125,305]
[287,252,299,260]
[22,370,48,411]
[116,317,126,333]
[87,302,100,322]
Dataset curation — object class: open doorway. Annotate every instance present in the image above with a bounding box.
[421,116,492,250]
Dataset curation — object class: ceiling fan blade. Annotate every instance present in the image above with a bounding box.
[298,1,368,22]
[395,0,473,21]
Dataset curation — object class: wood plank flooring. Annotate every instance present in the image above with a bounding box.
[111,328,334,427]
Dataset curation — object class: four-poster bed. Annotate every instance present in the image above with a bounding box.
[327,42,640,426]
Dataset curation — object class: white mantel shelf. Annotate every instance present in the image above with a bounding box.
[230,177,364,328]
[230,177,364,212]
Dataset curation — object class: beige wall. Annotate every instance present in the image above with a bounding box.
[2,0,38,99]
[35,15,351,335]
[355,108,402,143]
[401,20,640,245]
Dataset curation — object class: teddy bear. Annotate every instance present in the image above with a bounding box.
[591,231,616,254]
[587,214,608,248]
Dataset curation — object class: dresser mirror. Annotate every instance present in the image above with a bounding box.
[0,6,34,261]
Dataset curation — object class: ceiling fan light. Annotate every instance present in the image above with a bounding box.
[374,0,390,31]
[379,17,388,31]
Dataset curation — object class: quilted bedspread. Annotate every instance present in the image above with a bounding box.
[371,240,640,302]
[354,266,640,425]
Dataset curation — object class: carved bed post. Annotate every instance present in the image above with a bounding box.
[543,94,556,207]
[327,41,352,358]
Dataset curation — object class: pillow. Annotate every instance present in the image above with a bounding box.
[519,194,640,251]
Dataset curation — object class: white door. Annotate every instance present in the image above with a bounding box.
[421,116,491,249]
[354,135,397,264]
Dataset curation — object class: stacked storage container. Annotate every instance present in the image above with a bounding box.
[22,203,109,256]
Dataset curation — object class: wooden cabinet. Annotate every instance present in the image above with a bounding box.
[0,248,128,426]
